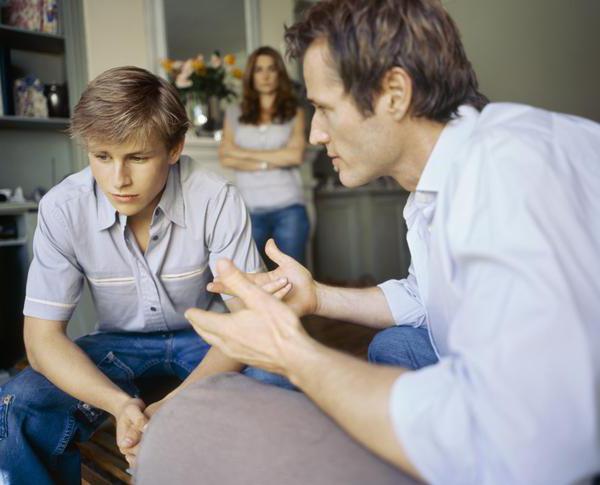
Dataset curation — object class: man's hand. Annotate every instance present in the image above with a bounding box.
[208,239,319,317]
[188,258,316,377]
[114,397,148,468]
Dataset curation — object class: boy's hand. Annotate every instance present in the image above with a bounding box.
[114,397,147,467]
[208,239,318,317]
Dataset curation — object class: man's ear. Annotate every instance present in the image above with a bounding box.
[168,139,185,165]
[382,67,412,121]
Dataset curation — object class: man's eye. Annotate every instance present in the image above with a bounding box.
[131,156,148,162]
[95,154,109,161]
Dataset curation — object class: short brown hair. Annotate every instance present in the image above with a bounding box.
[285,0,488,122]
[70,66,189,150]
[240,46,298,125]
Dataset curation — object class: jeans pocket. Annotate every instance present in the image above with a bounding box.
[97,351,136,383]
[0,394,14,440]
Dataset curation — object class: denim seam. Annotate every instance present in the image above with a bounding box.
[170,359,194,374]
[137,359,163,376]
[0,394,14,440]
[52,413,76,456]
[105,352,136,381]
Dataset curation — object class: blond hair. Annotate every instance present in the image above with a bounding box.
[70,66,189,149]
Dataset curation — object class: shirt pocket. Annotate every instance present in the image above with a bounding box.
[86,273,138,328]
[160,264,212,313]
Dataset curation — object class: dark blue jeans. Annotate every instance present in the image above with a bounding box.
[0,329,290,485]
[251,203,310,268]
[367,326,439,369]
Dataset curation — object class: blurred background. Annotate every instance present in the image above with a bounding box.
[0,0,599,367]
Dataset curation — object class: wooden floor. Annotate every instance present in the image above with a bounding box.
[79,315,378,484]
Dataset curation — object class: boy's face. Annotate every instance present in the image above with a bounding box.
[87,137,182,222]
[303,39,403,188]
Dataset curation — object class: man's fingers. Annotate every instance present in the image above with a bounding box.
[261,277,288,294]
[214,259,268,308]
[127,404,149,431]
[185,307,231,339]
[265,238,294,266]
[273,282,292,300]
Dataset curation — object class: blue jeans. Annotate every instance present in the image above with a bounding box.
[368,326,438,369]
[251,204,310,268]
[0,329,291,485]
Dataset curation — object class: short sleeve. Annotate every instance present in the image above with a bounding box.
[204,184,264,299]
[23,200,84,321]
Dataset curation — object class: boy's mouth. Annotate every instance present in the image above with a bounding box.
[112,193,139,202]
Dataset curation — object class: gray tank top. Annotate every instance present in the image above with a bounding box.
[225,104,304,212]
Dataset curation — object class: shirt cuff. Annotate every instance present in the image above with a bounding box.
[23,296,77,321]
[389,362,478,484]
[378,280,427,327]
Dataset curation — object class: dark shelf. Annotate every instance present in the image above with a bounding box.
[0,24,65,54]
[0,115,69,130]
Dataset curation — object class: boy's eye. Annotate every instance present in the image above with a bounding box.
[131,156,148,162]
[95,153,109,161]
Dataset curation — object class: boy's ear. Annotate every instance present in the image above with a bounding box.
[168,139,185,165]
[382,67,412,122]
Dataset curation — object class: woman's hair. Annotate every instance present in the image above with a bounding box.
[239,46,298,125]
[285,0,488,123]
[70,66,190,150]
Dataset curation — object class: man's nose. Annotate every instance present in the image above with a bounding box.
[309,116,329,146]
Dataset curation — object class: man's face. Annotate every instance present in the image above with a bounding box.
[88,136,181,221]
[304,40,401,188]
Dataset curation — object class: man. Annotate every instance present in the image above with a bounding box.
[135,1,600,484]
[0,66,291,484]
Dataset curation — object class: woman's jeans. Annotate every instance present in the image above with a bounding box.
[0,329,290,485]
[251,204,310,268]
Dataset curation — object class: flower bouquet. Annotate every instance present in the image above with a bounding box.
[162,52,243,135]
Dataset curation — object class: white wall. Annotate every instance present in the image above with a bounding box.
[444,0,600,121]
[83,0,151,80]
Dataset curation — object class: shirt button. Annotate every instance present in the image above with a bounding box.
[152,235,159,241]
[150,306,157,312]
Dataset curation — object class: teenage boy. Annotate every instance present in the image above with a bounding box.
[0,66,289,484]
[136,1,600,484]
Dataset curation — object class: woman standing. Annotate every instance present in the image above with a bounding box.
[219,46,309,267]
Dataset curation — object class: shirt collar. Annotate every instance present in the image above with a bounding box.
[96,185,118,231]
[156,162,186,228]
[95,161,186,231]
[416,105,480,194]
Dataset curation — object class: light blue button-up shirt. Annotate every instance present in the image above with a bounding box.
[24,156,263,333]
[381,104,600,484]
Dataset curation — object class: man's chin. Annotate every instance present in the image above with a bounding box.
[338,171,372,189]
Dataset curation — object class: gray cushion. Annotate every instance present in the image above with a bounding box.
[136,372,421,485]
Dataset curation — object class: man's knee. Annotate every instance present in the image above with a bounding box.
[368,326,438,370]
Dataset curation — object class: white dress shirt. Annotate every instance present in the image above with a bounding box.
[380,104,600,484]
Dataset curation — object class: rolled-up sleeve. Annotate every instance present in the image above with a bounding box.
[205,184,264,300]
[378,263,427,327]
[23,200,83,321]
[387,140,599,484]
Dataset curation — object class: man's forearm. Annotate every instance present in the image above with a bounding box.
[28,332,132,416]
[285,338,421,480]
[315,284,395,328]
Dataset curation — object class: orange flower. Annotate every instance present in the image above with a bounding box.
[232,67,243,79]
[223,54,236,66]
[192,59,206,74]
[161,58,175,73]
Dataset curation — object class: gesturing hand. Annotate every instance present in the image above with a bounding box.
[114,397,148,468]
[208,239,319,317]
[188,258,315,376]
